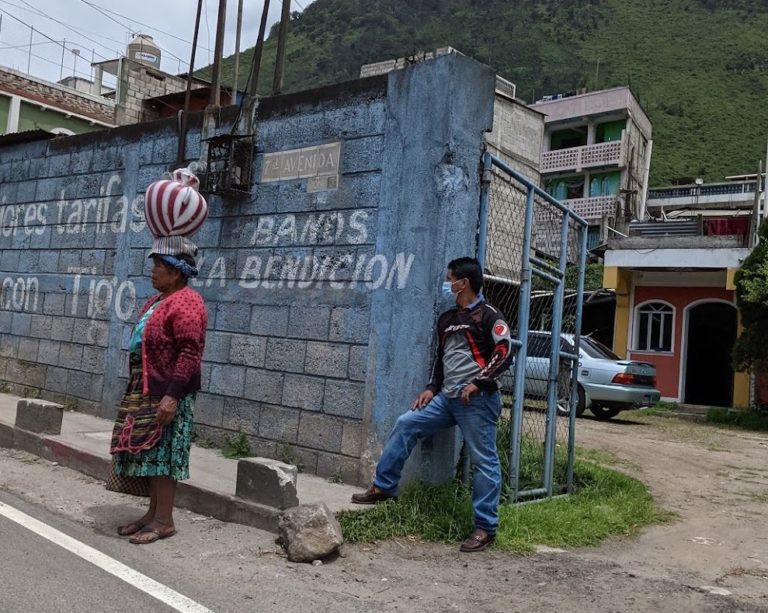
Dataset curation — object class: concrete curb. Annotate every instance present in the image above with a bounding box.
[0,420,280,532]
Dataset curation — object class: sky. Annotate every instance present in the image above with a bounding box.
[0,0,314,87]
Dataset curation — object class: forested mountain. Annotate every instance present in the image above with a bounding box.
[203,0,768,184]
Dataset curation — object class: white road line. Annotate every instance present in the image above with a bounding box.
[0,500,213,613]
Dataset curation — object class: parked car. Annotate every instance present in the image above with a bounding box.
[503,331,661,420]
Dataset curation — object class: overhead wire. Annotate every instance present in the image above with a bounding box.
[77,0,189,67]
[81,1,213,53]
[0,39,59,50]
[2,0,120,57]
[0,8,106,70]
[0,38,97,80]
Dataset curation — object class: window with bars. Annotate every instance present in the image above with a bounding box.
[635,302,674,352]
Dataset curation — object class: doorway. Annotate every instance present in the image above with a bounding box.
[684,302,737,407]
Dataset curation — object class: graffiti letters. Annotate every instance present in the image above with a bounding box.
[0,174,146,238]
[0,276,39,312]
[71,270,137,323]
[250,211,369,247]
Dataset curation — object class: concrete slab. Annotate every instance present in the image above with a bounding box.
[15,399,64,435]
[60,411,113,434]
[0,393,18,425]
[0,392,363,519]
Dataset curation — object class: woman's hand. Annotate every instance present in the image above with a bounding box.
[156,395,178,426]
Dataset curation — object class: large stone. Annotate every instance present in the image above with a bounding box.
[15,399,64,435]
[278,503,344,563]
[236,457,298,510]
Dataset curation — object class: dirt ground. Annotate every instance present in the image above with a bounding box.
[1,413,767,612]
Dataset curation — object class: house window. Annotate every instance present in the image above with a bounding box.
[635,302,674,352]
[595,120,626,143]
[589,172,621,197]
[547,176,585,201]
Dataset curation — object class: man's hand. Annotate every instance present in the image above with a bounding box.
[411,390,434,411]
[156,395,178,426]
[461,383,480,405]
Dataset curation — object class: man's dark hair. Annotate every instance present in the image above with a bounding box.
[448,257,483,293]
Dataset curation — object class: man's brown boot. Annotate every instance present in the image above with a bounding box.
[350,485,394,505]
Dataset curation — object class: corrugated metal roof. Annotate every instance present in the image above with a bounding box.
[0,129,56,147]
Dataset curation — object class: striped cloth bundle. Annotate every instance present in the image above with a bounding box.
[144,168,208,238]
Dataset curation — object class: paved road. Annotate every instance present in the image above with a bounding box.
[1,446,765,613]
[0,490,207,613]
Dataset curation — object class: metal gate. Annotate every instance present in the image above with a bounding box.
[478,153,588,502]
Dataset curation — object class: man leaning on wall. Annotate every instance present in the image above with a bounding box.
[351,257,513,552]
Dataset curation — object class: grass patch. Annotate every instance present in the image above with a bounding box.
[746,491,768,504]
[222,433,252,459]
[706,408,768,432]
[339,460,669,553]
[339,421,671,553]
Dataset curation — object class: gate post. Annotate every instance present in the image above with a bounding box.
[477,152,493,268]
[566,223,589,493]
[542,212,571,495]
[509,187,536,499]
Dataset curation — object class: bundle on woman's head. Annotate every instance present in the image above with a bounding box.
[144,166,209,278]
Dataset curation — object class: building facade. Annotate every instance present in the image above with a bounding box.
[531,87,653,249]
[602,176,760,407]
[0,67,115,137]
[1,34,207,139]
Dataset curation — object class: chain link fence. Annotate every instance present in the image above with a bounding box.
[479,153,588,502]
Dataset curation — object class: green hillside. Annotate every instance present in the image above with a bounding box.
[203,0,768,185]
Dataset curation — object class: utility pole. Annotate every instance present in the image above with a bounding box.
[594,58,600,92]
[27,26,34,74]
[72,49,80,78]
[248,0,271,96]
[60,37,66,80]
[272,0,291,95]
[209,0,228,107]
[177,0,204,167]
[763,135,768,221]
[231,0,244,101]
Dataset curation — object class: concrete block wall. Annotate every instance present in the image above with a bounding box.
[118,60,199,125]
[0,55,497,485]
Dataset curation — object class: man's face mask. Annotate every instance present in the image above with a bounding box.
[442,279,465,297]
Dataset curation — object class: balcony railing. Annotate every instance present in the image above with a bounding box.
[541,140,624,174]
[648,180,757,200]
[626,216,752,248]
[563,195,618,220]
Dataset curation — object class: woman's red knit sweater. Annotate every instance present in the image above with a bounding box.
[138,286,208,399]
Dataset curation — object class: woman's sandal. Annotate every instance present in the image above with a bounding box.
[129,526,176,545]
[117,521,147,536]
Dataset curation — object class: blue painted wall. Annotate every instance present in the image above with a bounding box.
[0,55,495,485]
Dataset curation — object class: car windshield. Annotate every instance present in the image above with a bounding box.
[580,337,621,361]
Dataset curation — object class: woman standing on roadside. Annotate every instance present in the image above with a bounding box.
[109,169,209,545]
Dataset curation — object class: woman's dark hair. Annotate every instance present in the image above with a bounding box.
[448,257,483,293]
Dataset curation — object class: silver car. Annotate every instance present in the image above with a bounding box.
[507,331,661,420]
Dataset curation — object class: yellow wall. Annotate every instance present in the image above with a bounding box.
[604,266,632,357]
[733,308,749,407]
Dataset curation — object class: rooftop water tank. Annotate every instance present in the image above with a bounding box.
[127,34,161,69]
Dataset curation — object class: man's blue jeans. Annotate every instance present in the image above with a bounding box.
[373,391,503,534]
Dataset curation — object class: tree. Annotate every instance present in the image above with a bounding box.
[733,219,768,370]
